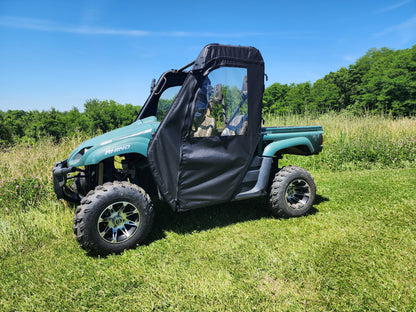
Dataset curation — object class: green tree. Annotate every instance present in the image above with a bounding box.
[0,113,13,145]
[285,82,311,114]
[64,107,90,135]
[310,78,339,113]
[24,109,65,140]
[323,67,352,110]
[84,99,140,133]
[348,45,416,115]
[2,110,26,139]
[262,83,291,114]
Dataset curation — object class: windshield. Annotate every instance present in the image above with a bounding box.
[137,70,188,121]
[156,86,181,121]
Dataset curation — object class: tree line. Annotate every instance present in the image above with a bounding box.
[0,99,141,146]
[1,45,415,146]
[263,45,416,116]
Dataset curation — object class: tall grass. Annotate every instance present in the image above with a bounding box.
[264,112,416,170]
[0,134,88,258]
[0,133,88,215]
[0,132,89,181]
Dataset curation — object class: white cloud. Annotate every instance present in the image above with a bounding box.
[0,16,151,36]
[0,16,311,39]
[374,0,413,14]
[373,15,416,43]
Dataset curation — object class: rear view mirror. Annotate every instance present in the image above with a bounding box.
[213,84,223,102]
[150,78,156,93]
[241,76,248,100]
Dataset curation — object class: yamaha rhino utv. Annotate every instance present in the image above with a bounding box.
[53,44,324,256]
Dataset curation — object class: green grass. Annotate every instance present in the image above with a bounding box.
[1,114,415,311]
[1,169,415,311]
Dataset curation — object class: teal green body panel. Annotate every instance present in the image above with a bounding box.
[67,116,159,167]
[261,126,324,157]
[81,137,151,166]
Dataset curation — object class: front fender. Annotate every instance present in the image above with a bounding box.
[77,137,150,166]
[262,137,314,157]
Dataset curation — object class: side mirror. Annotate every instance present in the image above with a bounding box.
[241,75,248,100]
[150,78,156,93]
[213,84,223,102]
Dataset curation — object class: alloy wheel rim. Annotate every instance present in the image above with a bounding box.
[97,201,140,243]
[285,179,311,210]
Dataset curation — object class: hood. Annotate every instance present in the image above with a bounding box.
[67,116,159,167]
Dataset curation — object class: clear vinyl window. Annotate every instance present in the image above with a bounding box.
[192,67,248,137]
[156,86,181,121]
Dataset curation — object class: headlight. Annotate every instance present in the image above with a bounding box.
[72,147,91,164]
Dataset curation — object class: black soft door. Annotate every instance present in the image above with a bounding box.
[148,44,264,211]
[176,66,255,210]
[177,134,253,210]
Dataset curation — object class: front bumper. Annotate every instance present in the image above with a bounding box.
[52,159,81,203]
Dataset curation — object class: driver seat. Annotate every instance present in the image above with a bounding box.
[221,115,248,136]
[194,106,217,137]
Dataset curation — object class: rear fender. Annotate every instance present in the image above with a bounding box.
[262,137,314,157]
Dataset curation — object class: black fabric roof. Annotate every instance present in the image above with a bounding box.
[192,44,264,71]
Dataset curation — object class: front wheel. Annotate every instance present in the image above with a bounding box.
[73,181,154,256]
[268,166,316,218]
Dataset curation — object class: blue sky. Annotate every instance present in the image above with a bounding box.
[1,0,415,112]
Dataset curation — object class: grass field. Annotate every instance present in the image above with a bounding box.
[0,114,415,311]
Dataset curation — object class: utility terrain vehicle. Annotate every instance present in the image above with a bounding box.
[53,44,324,256]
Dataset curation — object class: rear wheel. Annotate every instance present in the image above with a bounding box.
[73,181,154,256]
[268,166,316,218]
